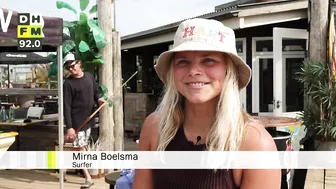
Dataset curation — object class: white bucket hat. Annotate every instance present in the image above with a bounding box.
[155,18,251,89]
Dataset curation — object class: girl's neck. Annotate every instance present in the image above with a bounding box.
[183,99,217,134]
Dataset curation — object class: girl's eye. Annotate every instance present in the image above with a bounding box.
[202,58,216,65]
[175,59,189,66]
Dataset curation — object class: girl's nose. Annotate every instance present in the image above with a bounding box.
[188,62,202,76]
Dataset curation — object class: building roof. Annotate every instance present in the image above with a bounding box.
[121,7,237,42]
[215,0,255,11]
[121,0,295,42]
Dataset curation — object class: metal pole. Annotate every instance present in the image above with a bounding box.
[114,0,116,29]
[57,45,64,189]
[7,64,9,88]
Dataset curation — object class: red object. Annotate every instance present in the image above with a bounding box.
[286,145,292,151]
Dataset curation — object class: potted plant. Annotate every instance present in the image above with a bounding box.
[296,59,336,150]
[85,136,106,177]
[48,0,107,78]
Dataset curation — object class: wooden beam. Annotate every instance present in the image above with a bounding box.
[308,0,329,62]
[112,32,124,152]
[238,0,308,17]
[98,0,114,171]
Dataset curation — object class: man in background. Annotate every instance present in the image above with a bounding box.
[63,53,105,189]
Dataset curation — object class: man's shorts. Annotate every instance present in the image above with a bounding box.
[73,128,91,148]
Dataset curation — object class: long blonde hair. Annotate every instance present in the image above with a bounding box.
[156,54,249,151]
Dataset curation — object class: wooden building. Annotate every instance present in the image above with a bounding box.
[121,0,309,132]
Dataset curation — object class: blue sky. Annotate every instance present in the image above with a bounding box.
[1,0,232,36]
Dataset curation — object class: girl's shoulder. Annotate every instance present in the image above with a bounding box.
[137,112,160,151]
[240,120,277,151]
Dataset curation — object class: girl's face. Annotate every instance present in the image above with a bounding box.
[173,51,227,104]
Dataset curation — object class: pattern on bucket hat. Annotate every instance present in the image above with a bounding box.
[155,18,251,89]
[178,22,233,50]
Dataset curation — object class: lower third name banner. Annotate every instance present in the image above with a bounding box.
[0,151,336,169]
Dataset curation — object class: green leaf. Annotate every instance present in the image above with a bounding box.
[63,40,76,54]
[331,126,336,138]
[47,53,59,77]
[94,35,107,49]
[79,41,90,52]
[79,13,88,24]
[80,0,90,11]
[108,99,113,107]
[89,5,97,14]
[92,52,102,58]
[74,24,87,46]
[100,85,109,94]
[87,20,107,49]
[90,19,98,26]
[48,61,58,77]
[56,1,77,15]
[63,21,76,28]
[47,54,57,61]
[67,26,76,40]
[91,58,106,64]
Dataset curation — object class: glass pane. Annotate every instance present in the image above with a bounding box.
[256,40,273,52]
[283,39,306,51]
[285,58,304,112]
[236,40,243,53]
[259,59,273,112]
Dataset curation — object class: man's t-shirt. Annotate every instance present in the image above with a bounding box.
[63,72,100,131]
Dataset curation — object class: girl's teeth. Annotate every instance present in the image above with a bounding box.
[189,83,205,87]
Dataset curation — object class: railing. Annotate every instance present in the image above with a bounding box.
[0,88,58,95]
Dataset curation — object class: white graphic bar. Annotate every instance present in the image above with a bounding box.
[0,151,336,169]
